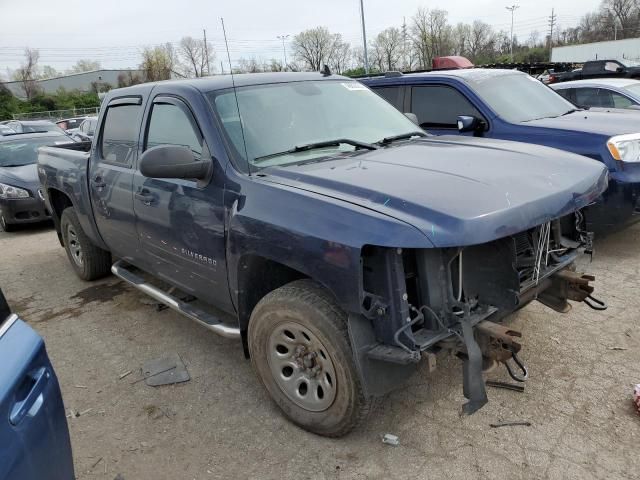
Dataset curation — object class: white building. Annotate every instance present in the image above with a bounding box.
[551,38,640,63]
[3,69,145,99]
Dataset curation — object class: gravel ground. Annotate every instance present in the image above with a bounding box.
[2,222,639,480]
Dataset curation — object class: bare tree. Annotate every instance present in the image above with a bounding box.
[371,27,404,71]
[12,48,40,100]
[451,23,471,56]
[604,0,639,37]
[234,57,262,73]
[329,38,351,73]
[411,8,453,69]
[40,65,59,79]
[467,21,496,62]
[140,43,180,81]
[179,36,214,78]
[69,59,101,74]
[292,27,343,71]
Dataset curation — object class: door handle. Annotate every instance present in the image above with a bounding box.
[135,191,155,206]
[92,176,106,189]
[9,367,49,426]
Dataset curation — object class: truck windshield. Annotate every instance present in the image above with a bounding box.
[208,80,419,168]
[0,135,69,167]
[467,72,576,123]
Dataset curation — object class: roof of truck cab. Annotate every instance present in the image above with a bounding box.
[551,78,640,89]
[361,68,522,85]
[112,72,353,96]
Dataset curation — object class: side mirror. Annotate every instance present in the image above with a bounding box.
[617,67,625,73]
[404,112,419,125]
[457,115,485,134]
[139,145,210,180]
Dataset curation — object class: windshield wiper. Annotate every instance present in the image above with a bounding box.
[375,131,427,145]
[561,108,584,116]
[254,138,378,163]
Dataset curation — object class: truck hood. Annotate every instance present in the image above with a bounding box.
[0,164,39,190]
[522,109,640,136]
[261,137,608,247]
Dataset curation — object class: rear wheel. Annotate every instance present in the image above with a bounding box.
[248,279,374,437]
[60,208,111,281]
[0,214,15,232]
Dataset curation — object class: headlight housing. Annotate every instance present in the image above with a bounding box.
[0,183,30,199]
[607,133,640,162]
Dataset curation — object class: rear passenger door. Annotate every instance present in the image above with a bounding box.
[0,289,74,480]
[90,97,143,259]
[133,95,232,310]
[409,85,485,136]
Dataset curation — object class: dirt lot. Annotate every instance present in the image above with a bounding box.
[2,223,640,480]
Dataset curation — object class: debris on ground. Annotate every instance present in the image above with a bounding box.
[489,421,532,428]
[634,385,640,415]
[118,370,132,380]
[382,433,400,446]
[130,354,190,386]
[486,380,525,393]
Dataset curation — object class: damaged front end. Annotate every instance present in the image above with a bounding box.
[350,211,604,413]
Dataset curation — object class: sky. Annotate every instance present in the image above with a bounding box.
[0,0,604,75]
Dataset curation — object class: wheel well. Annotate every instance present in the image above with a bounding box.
[236,255,308,354]
[47,189,73,245]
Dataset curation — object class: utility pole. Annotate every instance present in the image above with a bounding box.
[506,4,520,63]
[402,16,408,70]
[360,0,369,73]
[203,29,210,76]
[548,8,557,52]
[220,60,224,75]
[277,35,290,70]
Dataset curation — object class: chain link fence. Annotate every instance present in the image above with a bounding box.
[12,107,100,121]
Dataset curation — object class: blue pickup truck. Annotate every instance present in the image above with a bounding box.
[0,288,74,479]
[363,69,640,231]
[38,72,607,436]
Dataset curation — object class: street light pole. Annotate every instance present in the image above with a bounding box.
[360,0,369,74]
[277,35,289,71]
[506,4,520,63]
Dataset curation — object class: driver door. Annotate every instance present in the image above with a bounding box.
[132,96,232,311]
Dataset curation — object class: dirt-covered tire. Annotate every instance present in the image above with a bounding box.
[248,279,374,437]
[60,207,111,281]
[0,214,16,232]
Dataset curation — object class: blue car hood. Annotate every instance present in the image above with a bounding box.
[262,137,608,247]
[0,164,39,190]
[522,110,640,136]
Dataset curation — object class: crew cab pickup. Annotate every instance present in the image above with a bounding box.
[551,59,640,83]
[363,68,640,231]
[38,73,607,436]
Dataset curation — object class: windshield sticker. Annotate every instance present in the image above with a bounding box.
[342,82,367,91]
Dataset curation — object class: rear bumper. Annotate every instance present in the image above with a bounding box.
[0,195,51,225]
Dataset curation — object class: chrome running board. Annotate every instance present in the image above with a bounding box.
[111,259,240,339]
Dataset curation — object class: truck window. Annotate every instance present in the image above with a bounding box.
[574,88,614,108]
[410,85,482,128]
[610,91,635,108]
[373,87,403,111]
[100,104,141,166]
[145,103,203,157]
[555,88,575,103]
[583,61,603,73]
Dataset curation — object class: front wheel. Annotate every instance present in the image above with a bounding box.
[248,279,375,437]
[60,207,111,281]
[0,214,15,232]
